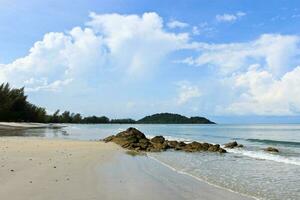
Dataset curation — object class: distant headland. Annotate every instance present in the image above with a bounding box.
[137,113,215,124]
[0,83,214,124]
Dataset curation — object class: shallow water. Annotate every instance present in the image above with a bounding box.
[1,124,300,200]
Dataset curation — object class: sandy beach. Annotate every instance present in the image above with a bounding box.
[0,136,254,200]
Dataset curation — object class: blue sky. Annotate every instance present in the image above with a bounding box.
[1,0,300,123]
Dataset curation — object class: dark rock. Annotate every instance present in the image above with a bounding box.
[183,141,204,152]
[167,140,179,148]
[224,141,244,149]
[102,127,226,154]
[148,143,168,152]
[202,143,210,151]
[178,141,187,147]
[167,140,188,150]
[264,147,279,153]
[116,127,146,139]
[150,136,165,144]
[103,135,115,143]
[218,148,227,153]
[175,141,187,150]
[208,144,220,152]
[224,141,238,148]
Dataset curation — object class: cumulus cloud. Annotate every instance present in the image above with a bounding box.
[180,34,300,76]
[0,12,189,91]
[176,34,300,115]
[217,66,300,115]
[176,81,201,105]
[167,20,189,29]
[86,12,189,75]
[216,11,246,22]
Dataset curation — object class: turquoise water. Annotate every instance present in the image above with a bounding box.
[2,124,300,200]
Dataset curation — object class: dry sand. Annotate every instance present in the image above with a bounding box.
[0,137,120,200]
[0,137,254,200]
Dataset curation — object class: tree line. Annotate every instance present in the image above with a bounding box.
[0,83,136,124]
[0,83,214,124]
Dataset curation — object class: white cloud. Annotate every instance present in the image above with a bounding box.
[176,34,300,115]
[0,12,189,91]
[26,78,73,92]
[176,81,201,105]
[86,12,189,75]
[181,34,300,76]
[216,12,246,22]
[191,23,216,37]
[167,20,189,29]
[217,66,300,115]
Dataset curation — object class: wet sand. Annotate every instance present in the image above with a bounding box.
[0,137,254,200]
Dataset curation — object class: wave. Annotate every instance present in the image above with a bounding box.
[226,148,300,166]
[246,139,300,147]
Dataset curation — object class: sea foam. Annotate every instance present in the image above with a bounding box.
[226,148,300,166]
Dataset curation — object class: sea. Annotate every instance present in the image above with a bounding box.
[2,124,300,200]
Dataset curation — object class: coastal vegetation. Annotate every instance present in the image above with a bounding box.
[0,83,214,124]
[138,113,215,124]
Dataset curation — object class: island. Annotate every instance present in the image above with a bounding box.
[138,113,215,124]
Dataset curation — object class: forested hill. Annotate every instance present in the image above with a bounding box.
[138,113,215,124]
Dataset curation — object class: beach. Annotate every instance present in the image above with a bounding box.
[0,136,254,200]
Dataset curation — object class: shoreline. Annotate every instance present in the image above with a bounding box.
[0,137,255,200]
[148,155,258,200]
[0,122,66,130]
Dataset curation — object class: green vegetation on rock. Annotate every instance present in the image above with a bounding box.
[138,113,215,124]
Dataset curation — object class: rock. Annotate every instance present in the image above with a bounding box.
[264,147,279,153]
[137,138,151,150]
[116,127,146,140]
[150,136,165,144]
[218,148,227,153]
[183,141,204,152]
[202,143,210,151]
[175,141,187,150]
[208,144,220,152]
[148,142,168,152]
[207,144,227,153]
[224,141,238,148]
[167,140,188,150]
[102,127,226,154]
[103,135,115,143]
[224,141,244,149]
[167,140,179,148]
[103,127,151,151]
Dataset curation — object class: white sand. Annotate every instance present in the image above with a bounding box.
[0,137,120,200]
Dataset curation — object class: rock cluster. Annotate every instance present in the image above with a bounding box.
[103,127,227,153]
[224,141,244,149]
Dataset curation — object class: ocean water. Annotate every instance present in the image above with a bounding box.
[2,124,300,200]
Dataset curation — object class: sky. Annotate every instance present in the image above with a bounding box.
[1,0,300,123]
